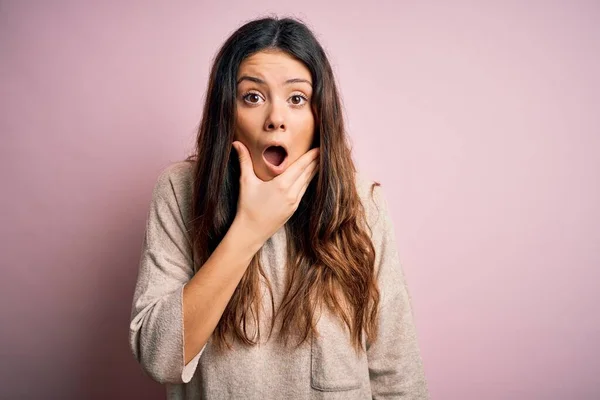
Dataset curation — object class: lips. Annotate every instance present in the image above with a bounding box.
[261,142,289,174]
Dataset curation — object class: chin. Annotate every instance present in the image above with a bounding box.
[253,165,275,181]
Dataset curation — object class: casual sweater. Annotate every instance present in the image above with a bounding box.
[129,161,429,399]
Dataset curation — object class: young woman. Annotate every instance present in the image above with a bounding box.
[129,16,429,399]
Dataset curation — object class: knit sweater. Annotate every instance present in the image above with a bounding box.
[129,161,429,399]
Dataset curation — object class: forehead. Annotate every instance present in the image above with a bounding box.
[237,50,312,83]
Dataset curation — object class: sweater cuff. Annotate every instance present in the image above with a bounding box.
[181,343,206,383]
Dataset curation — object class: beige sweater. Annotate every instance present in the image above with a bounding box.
[129,161,429,399]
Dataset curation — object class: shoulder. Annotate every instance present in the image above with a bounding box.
[154,160,195,190]
[149,160,196,221]
[354,171,390,230]
[152,160,195,198]
[355,174,404,300]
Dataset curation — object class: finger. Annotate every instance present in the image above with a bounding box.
[294,163,319,205]
[290,157,319,197]
[276,147,320,186]
[232,141,255,180]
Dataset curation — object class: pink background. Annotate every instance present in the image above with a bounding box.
[2,1,599,399]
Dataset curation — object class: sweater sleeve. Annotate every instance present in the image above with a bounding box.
[129,165,205,384]
[365,184,429,399]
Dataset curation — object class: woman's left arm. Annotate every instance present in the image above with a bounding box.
[365,184,430,399]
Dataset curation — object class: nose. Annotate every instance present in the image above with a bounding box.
[264,98,286,131]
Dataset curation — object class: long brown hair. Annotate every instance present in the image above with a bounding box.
[186,16,380,351]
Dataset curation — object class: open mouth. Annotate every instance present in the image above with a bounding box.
[263,145,288,167]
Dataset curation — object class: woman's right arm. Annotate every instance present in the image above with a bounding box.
[181,217,263,365]
[129,143,319,385]
[129,168,266,384]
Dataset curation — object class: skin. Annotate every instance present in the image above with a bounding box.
[234,49,316,181]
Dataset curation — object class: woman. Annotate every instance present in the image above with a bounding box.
[129,16,429,399]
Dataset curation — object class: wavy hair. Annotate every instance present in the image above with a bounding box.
[185,16,380,351]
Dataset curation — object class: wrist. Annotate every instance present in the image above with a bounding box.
[228,216,266,257]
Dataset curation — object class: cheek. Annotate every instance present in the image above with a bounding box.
[234,111,259,140]
[296,112,315,147]
[288,113,316,161]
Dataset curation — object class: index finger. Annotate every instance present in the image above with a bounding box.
[274,147,320,186]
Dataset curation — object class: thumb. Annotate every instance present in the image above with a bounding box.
[232,141,254,178]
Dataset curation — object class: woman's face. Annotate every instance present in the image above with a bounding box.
[234,49,315,181]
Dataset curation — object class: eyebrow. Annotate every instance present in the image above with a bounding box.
[237,75,312,87]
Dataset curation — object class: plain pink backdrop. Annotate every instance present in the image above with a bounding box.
[1,1,599,399]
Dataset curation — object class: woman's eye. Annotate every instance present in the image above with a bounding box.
[290,95,308,106]
[243,93,262,104]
